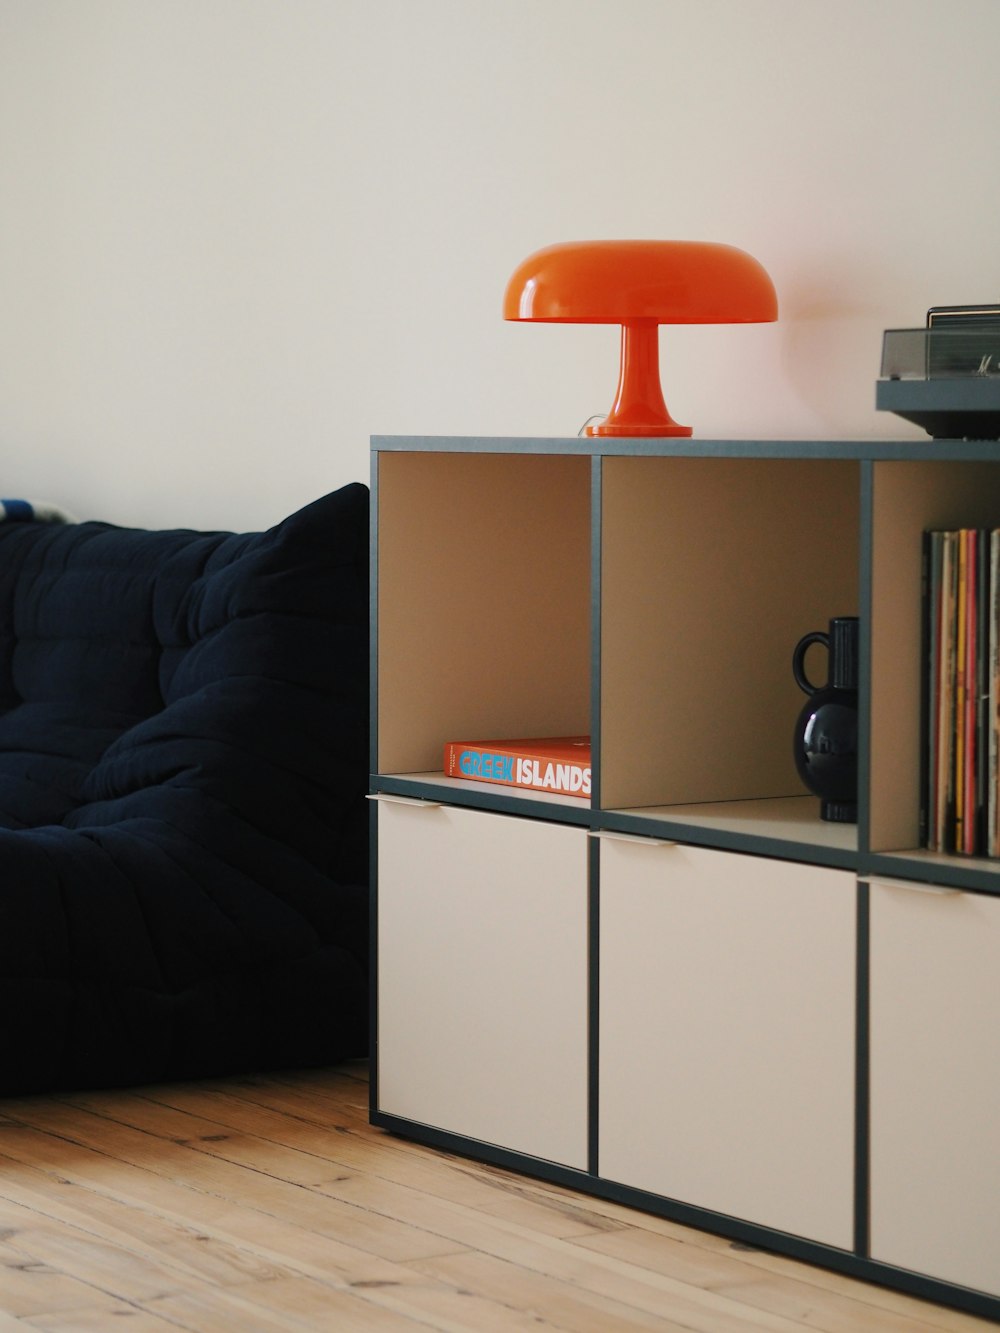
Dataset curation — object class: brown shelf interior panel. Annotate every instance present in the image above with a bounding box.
[376,450,591,775]
[600,456,860,811]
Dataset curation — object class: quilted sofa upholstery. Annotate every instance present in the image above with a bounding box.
[0,483,369,1095]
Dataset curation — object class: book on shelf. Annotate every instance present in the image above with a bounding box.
[442,735,591,798]
[922,528,999,856]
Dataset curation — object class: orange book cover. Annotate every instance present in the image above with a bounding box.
[442,736,591,798]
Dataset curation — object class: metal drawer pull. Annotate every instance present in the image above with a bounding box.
[864,875,961,897]
[367,793,444,810]
[589,830,678,849]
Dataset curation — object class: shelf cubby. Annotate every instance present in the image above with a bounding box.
[599,454,860,849]
[868,458,1000,882]
[374,448,591,781]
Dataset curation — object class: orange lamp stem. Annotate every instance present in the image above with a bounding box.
[586,321,692,438]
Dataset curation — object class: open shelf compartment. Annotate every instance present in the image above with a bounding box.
[599,455,861,851]
[374,449,592,786]
[869,458,1000,885]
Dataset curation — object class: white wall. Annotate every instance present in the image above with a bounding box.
[0,0,997,531]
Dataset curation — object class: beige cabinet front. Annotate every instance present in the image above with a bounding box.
[376,798,589,1169]
[599,837,856,1249]
[869,880,1000,1298]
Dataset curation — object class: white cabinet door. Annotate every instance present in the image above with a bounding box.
[599,838,856,1249]
[870,881,1000,1298]
[376,799,589,1169]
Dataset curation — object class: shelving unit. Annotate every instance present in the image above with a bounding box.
[370,434,1000,1322]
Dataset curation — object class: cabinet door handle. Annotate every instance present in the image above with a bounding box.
[367,793,444,810]
[589,830,678,849]
[864,875,961,897]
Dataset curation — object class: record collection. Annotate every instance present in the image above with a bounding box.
[922,528,1000,856]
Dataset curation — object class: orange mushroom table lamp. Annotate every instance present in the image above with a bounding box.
[503,240,778,437]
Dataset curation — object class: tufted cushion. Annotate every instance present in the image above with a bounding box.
[0,484,369,1095]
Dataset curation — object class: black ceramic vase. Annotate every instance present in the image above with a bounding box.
[792,616,859,824]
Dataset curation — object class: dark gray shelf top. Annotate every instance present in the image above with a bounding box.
[371,434,1000,461]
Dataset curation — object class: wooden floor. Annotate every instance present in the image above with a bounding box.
[0,1063,993,1332]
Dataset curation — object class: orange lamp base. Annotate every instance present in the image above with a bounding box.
[584,322,692,438]
[586,420,692,438]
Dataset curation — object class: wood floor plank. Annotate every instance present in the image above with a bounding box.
[23,1306,186,1332]
[303,1169,828,1332]
[0,1141,449,1294]
[0,1157,442,1322]
[0,1112,459,1265]
[142,1283,319,1332]
[715,1275,991,1333]
[188,1072,374,1132]
[57,1084,620,1243]
[3,1224,213,1307]
[0,1315,40,1333]
[165,1274,436,1331]
[409,1249,696,1332]
[0,1157,297,1294]
[0,1239,127,1320]
[174,1128,612,1243]
[251,1268,582,1333]
[575,1228,979,1333]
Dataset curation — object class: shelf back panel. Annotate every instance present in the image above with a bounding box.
[601,456,860,811]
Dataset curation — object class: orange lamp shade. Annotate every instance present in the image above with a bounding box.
[503,240,778,437]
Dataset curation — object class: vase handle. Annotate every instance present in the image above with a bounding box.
[793,631,828,695]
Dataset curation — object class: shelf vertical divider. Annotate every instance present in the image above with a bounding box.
[591,452,603,815]
[369,445,381,1121]
[589,451,604,1179]
[858,461,874,858]
[855,876,871,1257]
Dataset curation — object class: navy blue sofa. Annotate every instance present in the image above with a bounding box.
[0,483,369,1095]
